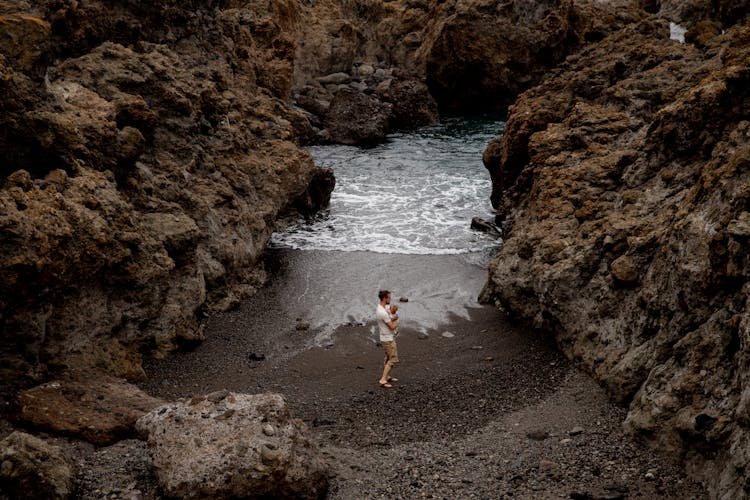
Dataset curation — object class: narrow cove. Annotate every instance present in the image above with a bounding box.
[140,120,705,498]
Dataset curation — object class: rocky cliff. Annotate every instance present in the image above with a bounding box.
[0,0,641,395]
[0,0,334,391]
[480,3,750,496]
[290,0,631,143]
[6,0,749,494]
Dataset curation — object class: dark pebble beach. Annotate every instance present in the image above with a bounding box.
[140,249,707,499]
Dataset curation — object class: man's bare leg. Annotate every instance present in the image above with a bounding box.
[379,363,393,387]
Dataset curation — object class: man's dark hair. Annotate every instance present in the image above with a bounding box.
[378,290,390,301]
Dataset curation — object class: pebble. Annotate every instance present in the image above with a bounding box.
[539,460,559,472]
[441,331,455,338]
[569,426,584,436]
[262,424,275,436]
[526,430,550,441]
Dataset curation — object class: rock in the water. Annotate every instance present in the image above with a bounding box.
[324,88,392,145]
[471,217,502,238]
[135,392,328,499]
[377,78,439,130]
[0,431,74,499]
[15,370,165,445]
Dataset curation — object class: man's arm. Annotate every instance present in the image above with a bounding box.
[386,318,399,330]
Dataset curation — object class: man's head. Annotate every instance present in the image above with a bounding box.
[378,289,391,304]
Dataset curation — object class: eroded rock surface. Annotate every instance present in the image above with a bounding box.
[136,391,328,499]
[481,7,750,497]
[0,431,74,499]
[291,0,631,140]
[14,370,164,445]
[0,0,334,391]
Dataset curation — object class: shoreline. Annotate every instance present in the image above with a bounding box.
[139,248,706,498]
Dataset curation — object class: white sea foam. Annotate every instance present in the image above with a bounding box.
[271,118,505,259]
[670,22,687,43]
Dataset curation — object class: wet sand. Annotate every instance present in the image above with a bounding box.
[141,249,706,498]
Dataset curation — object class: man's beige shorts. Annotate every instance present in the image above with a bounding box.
[382,340,399,367]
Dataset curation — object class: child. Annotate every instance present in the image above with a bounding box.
[389,303,400,337]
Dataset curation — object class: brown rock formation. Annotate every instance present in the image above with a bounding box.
[14,370,165,445]
[640,0,748,26]
[0,0,334,391]
[480,10,750,496]
[136,392,328,499]
[324,87,392,145]
[0,431,74,499]
[292,0,638,135]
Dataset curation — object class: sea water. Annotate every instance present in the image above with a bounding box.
[270,117,505,265]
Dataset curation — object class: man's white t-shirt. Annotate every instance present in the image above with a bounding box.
[376,304,394,342]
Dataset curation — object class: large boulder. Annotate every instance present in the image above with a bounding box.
[136,391,328,499]
[480,15,750,498]
[0,431,74,499]
[377,78,439,130]
[324,88,392,145]
[14,370,165,445]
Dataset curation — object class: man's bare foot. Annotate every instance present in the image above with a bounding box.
[379,380,393,388]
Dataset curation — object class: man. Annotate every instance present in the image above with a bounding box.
[376,289,399,388]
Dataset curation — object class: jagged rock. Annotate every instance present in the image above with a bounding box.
[0,0,334,389]
[423,0,637,112]
[470,217,502,238]
[295,94,331,117]
[0,431,74,499]
[0,14,51,73]
[480,14,750,497]
[642,0,748,26]
[293,0,633,113]
[136,392,328,499]
[14,370,165,445]
[685,19,723,46]
[378,78,439,130]
[324,88,392,145]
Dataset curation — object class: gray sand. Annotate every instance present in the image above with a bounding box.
[139,249,707,498]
